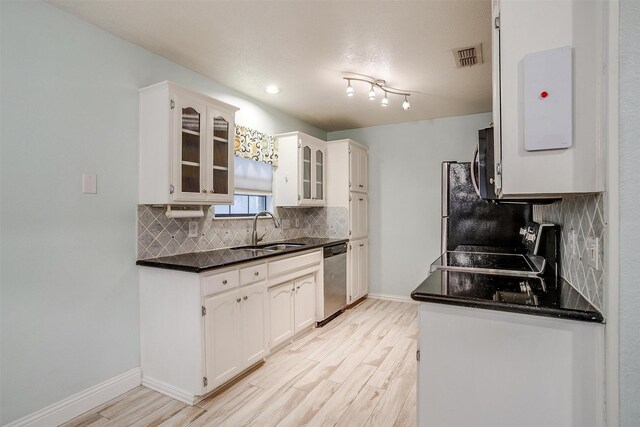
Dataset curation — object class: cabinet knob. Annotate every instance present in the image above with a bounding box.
[201,189,207,194]
[236,298,241,303]
[254,271,260,276]
[296,286,300,290]
[222,279,228,285]
[359,184,364,188]
[243,296,248,301]
[360,244,364,247]
[210,189,215,193]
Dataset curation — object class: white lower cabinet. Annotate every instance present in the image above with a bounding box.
[348,238,369,304]
[240,282,268,367]
[204,290,241,388]
[268,282,295,349]
[204,280,267,391]
[268,275,317,349]
[294,275,316,332]
[139,249,322,404]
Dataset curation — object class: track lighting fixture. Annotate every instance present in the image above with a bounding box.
[343,75,411,111]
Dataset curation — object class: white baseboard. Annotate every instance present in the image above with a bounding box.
[368,293,418,304]
[141,376,198,406]
[5,367,141,427]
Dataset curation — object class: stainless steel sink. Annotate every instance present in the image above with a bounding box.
[261,243,305,250]
[230,246,277,252]
[230,242,305,252]
[232,248,277,255]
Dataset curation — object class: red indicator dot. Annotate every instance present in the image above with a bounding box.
[540,91,549,99]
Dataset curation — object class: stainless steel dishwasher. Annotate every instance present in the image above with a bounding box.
[319,242,348,326]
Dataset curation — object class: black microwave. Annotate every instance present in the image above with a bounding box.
[474,127,557,205]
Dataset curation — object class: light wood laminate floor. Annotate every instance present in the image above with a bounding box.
[63,298,418,427]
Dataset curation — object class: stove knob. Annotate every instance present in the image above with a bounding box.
[519,227,527,236]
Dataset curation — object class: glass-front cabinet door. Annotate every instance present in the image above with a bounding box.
[298,138,325,206]
[314,149,324,202]
[207,109,234,203]
[173,96,207,202]
[300,143,313,204]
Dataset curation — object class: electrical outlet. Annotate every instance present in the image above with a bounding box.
[295,218,301,228]
[569,229,577,256]
[82,173,97,194]
[281,219,291,230]
[188,221,198,238]
[586,235,600,270]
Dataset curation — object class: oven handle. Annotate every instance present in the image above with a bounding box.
[470,143,481,197]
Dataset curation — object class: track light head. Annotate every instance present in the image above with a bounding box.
[346,80,354,97]
[402,96,410,111]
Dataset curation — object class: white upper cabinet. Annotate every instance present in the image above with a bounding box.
[349,144,368,193]
[492,0,606,198]
[139,81,238,205]
[273,132,326,207]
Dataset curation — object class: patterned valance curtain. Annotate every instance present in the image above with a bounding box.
[234,125,279,166]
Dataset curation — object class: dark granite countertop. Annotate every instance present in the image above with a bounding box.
[411,269,604,323]
[136,237,348,273]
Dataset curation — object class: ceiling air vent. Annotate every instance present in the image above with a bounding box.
[453,44,483,68]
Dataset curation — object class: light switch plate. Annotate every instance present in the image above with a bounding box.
[295,218,301,228]
[188,221,198,238]
[82,173,97,194]
[587,235,600,270]
[569,229,577,256]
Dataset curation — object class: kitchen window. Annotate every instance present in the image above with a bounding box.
[213,156,274,218]
[214,194,273,217]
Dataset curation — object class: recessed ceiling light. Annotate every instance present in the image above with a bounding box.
[265,85,280,94]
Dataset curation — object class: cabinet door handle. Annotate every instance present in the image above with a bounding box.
[209,189,215,193]
[359,198,364,201]
[243,296,248,301]
[359,184,364,188]
[359,244,364,247]
[222,279,228,285]
[236,298,241,303]
[202,189,207,193]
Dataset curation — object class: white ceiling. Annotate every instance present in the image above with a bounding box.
[48,0,492,132]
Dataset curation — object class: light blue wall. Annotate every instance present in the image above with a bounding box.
[328,113,492,298]
[619,0,640,425]
[0,1,324,423]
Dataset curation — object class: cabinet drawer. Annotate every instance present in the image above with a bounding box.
[240,263,267,286]
[269,251,322,278]
[202,270,239,296]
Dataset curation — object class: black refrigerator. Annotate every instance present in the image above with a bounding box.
[441,162,532,254]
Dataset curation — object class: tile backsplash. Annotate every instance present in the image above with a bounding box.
[137,206,348,260]
[533,193,606,311]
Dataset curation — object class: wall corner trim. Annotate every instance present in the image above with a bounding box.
[367,293,418,304]
[4,367,141,427]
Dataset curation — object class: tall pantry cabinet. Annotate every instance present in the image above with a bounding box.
[326,139,369,304]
